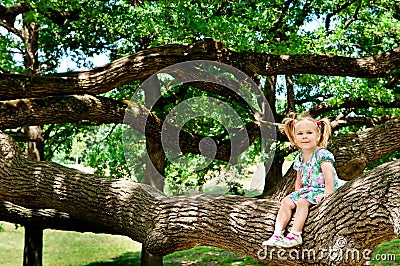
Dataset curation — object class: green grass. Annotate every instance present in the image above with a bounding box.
[1,221,399,265]
[164,246,262,266]
[0,222,261,266]
[0,222,141,266]
[82,247,263,266]
[0,223,25,265]
[370,239,400,266]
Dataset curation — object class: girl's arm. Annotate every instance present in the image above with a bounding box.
[294,170,302,191]
[321,161,335,195]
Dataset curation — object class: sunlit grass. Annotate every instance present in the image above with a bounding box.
[0,222,141,266]
[370,239,400,266]
[0,223,25,265]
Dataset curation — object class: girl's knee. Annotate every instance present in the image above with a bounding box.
[297,198,311,208]
[282,196,296,209]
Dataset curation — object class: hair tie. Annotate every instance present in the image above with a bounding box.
[316,120,322,126]
[291,120,296,127]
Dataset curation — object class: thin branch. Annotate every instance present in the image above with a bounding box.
[0,19,21,38]
[44,126,76,161]
[100,124,117,142]
[331,115,396,129]
[325,0,358,31]
[344,0,363,28]
[270,0,294,33]
[310,97,400,117]
[0,3,30,37]
[285,74,295,112]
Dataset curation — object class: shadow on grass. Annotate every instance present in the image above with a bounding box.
[85,252,141,266]
[84,246,263,266]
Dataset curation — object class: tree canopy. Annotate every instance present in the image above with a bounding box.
[0,0,399,265]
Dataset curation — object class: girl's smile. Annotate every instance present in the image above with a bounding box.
[294,120,320,152]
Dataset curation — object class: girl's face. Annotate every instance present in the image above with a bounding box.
[294,120,320,151]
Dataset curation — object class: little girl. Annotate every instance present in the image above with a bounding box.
[262,114,340,248]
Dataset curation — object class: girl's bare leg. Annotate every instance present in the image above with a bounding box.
[291,198,312,232]
[263,197,297,246]
[275,196,296,232]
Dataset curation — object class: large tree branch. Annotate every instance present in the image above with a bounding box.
[1,95,398,167]
[330,115,396,130]
[0,39,399,100]
[310,97,400,117]
[0,3,30,36]
[0,130,398,265]
[0,95,133,130]
[0,94,260,163]
[0,200,119,235]
[331,119,400,180]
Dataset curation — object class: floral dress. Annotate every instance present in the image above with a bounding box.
[289,147,339,205]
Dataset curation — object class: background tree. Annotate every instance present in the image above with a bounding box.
[0,0,399,265]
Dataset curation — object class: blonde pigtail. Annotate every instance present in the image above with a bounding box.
[318,118,332,147]
[283,117,297,148]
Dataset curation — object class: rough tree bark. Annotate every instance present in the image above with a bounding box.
[0,200,119,235]
[1,120,398,229]
[0,130,398,266]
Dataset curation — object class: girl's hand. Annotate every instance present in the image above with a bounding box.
[316,194,329,204]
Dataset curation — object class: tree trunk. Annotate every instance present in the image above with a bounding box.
[140,250,163,266]
[141,75,165,266]
[0,130,399,266]
[23,126,44,266]
[19,12,44,265]
[261,75,281,192]
[23,224,43,266]
[263,155,283,194]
